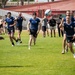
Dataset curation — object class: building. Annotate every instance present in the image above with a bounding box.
[35,0,61,2]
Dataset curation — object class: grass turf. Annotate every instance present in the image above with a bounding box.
[0,30,75,75]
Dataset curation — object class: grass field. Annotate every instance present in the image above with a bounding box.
[0,31,75,75]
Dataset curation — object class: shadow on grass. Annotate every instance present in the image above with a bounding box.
[16,44,28,47]
[0,65,33,68]
[0,66,24,68]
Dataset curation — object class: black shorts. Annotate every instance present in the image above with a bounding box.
[17,26,22,32]
[42,26,46,32]
[66,37,75,43]
[30,29,37,37]
[7,28,15,34]
[0,24,3,28]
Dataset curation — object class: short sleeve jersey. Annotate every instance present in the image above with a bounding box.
[5,17,14,29]
[17,17,23,26]
[29,18,40,30]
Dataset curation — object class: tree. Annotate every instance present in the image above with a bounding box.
[1,0,8,8]
[28,0,30,5]
[20,0,24,5]
[51,0,54,2]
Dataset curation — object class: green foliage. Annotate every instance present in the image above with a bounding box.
[0,31,75,75]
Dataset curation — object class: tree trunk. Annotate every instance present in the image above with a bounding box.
[2,0,8,8]
[51,0,54,2]
[28,0,30,5]
[20,0,24,6]
[48,0,49,2]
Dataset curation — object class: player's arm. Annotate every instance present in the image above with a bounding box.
[10,20,16,27]
[3,21,6,26]
[37,21,42,34]
[22,16,26,21]
[59,18,64,28]
[27,21,30,32]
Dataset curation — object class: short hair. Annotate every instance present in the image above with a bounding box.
[7,12,11,15]
[32,12,37,16]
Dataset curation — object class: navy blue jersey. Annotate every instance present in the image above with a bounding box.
[63,17,75,23]
[5,17,14,29]
[17,17,23,26]
[64,22,75,37]
[29,18,40,30]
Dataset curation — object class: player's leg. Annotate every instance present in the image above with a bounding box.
[28,35,33,49]
[17,26,22,43]
[46,25,49,36]
[42,26,46,37]
[54,29,56,37]
[50,27,53,37]
[62,34,66,54]
[7,29,14,46]
[68,42,75,58]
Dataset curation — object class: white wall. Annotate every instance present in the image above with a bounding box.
[35,0,61,2]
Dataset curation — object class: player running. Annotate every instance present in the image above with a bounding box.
[60,10,74,54]
[4,12,18,46]
[60,15,75,58]
[27,12,41,50]
[16,12,26,43]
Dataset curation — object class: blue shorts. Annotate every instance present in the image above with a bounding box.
[17,26,22,32]
[66,36,75,43]
[30,29,37,37]
[7,27,15,34]
[42,26,46,32]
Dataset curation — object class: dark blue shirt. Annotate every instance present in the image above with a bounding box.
[17,17,23,26]
[64,22,75,37]
[5,17,14,29]
[29,18,40,30]
[63,17,75,23]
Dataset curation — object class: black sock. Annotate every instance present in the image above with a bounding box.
[12,42,15,45]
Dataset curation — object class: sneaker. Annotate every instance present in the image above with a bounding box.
[12,44,15,47]
[73,54,75,58]
[28,46,30,50]
[73,43,75,47]
[16,42,20,45]
[20,41,22,43]
[12,42,15,46]
[61,50,65,54]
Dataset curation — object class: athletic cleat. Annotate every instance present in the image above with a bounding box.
[20,41,22,43]
[12,44,15,47]
[73,54,75,58]
[65,48,68,53]
[73,43,75,47]
[61,50,65,54]
[28,46,30,50]
[16,42,20,45]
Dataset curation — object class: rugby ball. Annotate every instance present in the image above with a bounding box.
[45,9,52,16]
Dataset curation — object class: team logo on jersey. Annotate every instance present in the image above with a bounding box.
[70,26,73,28]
